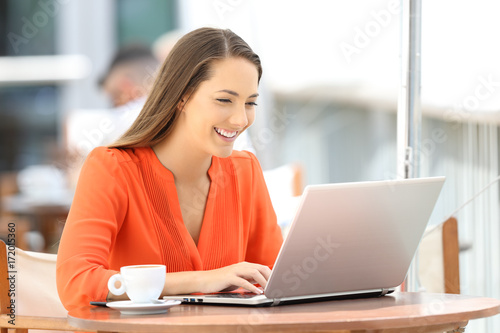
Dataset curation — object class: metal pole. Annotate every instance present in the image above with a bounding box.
[397,0,422,292]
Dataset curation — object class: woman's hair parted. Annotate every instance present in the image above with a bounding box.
[109,27,262,149]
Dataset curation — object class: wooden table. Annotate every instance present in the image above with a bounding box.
[67,292,500,333]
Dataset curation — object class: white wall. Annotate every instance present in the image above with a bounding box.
[179,0,500,112]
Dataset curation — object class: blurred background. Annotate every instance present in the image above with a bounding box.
[0,0,499,330]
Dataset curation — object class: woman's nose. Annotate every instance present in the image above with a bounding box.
[230,105,249,128]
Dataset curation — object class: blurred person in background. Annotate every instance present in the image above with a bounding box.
[98,44,160,144]
[63,45,159,189]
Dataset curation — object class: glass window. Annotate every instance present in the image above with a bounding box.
[0,86,59,170]
[1,0,56,56]
[0,0,58,171]
[117,0,177,47]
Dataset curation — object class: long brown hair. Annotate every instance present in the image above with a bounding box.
[110,27,262,149]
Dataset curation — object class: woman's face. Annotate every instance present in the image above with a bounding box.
[179,57,259,158]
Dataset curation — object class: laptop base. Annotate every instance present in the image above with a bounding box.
[164,289,394,307]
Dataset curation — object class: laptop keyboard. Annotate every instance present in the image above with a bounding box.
[205,292,260,299]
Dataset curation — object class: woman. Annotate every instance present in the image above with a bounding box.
[56,27,283,310]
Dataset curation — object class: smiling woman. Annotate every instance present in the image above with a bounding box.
[55,27,283,311]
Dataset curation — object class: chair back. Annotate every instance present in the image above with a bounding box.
[418,217,460,294]
[1,240,71,333]
[263,163,304,198]
[16,247,68,317]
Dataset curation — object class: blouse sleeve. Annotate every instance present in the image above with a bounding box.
[56,147,128,311]
[243,152,283,267]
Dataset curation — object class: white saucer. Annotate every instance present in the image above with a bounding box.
[106,300,181,315]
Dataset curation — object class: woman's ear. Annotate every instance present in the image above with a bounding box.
[177,91,192,112]
[177,97,187,112]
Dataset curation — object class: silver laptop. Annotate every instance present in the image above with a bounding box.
[164,176,445,306]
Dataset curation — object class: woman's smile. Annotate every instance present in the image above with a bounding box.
[214,127,238,141]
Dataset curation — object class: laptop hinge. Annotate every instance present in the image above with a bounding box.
[271,298,282,306]
[380,288,390,296]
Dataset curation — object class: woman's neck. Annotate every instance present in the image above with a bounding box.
[152,133,212,184]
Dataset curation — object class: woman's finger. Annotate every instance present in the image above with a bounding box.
[231,276,264,294]
[238,267,268,289]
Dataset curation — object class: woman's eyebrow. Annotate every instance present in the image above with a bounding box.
[217,89,259,98]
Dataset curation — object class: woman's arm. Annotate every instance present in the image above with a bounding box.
[57,148,128,310]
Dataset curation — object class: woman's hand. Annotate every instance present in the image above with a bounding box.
[198,262,271,294]
[159,262,272,297]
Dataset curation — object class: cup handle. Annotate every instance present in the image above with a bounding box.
[108,273,126,296]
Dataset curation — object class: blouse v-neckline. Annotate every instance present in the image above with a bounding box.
[145,146,219,266]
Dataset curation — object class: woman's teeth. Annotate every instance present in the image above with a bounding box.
[215,127,237,138]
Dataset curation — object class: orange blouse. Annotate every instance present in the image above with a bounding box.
[56,147,283,310]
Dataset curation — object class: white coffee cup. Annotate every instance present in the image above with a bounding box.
[108,265,166,303]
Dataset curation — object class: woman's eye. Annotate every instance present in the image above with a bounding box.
[217,98,232,103]
[246,102,258,106]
